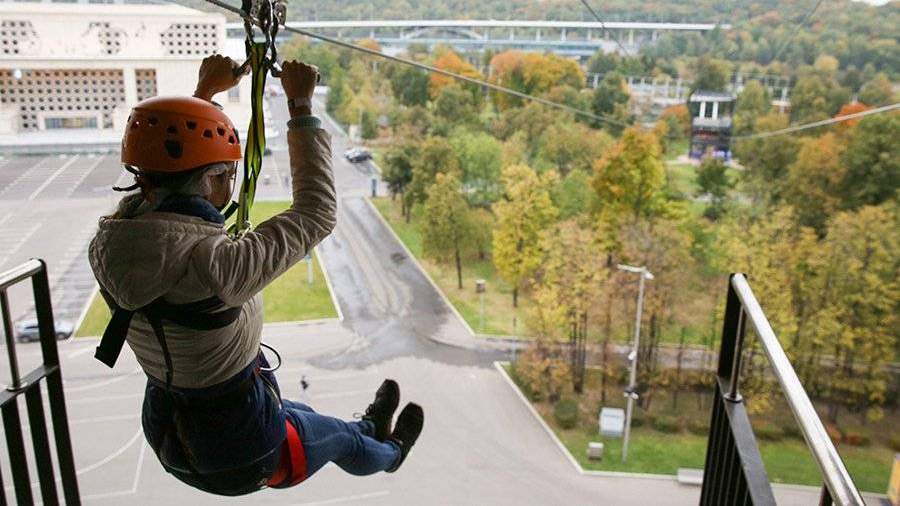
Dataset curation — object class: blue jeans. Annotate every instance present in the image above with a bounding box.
[282,399,401,478]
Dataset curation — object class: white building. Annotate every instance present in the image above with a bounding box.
[0,0,252,143]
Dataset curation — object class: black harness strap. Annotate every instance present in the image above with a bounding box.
[94,295,242,387]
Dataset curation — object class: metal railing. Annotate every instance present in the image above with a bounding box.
[1,259,80,505]
[700,274,864,506]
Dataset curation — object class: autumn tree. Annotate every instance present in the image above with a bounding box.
[784,132,847,233]
[489,50,584,110]
[493,164,559,307]
[529,219,606,339]
[422,173,476,290]
[388,64,429,107]
[690,56,730,92]
[812,204,898,423]
[429,49,482,99]
[592,127,667,221]
[659,104,690,140]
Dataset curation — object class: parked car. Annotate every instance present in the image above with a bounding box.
[343,148,372,163]
[15,319,74,343]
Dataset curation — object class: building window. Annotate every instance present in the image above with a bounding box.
[45,116,98,129]
[160,23,219,56]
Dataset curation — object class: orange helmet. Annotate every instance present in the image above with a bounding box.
[122,96,242,173]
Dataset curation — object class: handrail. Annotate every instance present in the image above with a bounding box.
[730,274,864,506]
[0,258,44,290]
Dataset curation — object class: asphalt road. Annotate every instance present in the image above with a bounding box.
[0,97,853,505]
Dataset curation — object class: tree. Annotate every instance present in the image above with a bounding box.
[592,127,667,221]
[659,104,690,140]
[789,73,851,123]
[432,85,478,134]
[734,113,799,206]
[858,73,894,106]
[551,169,598,220]
[448,128,503,207]
[839,113,899,209]
[382,139,420,216]
[784,132,846,233]
[690,57,729,92]
[536,121,612,176]
[493,164,559,307]
[812,204,898,423]
[529,219,606,339]
[405,137,460,221]
[489,50,584,110]
[360,109,378,140]
[326,69,349,117]
[389,64,429,107]
[591,72,631,132]
[429,49,481,100]
[696,157,733,220]
[422,173,476,290]
[734,80,770,135]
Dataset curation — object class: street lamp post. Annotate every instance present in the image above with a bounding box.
[617,264,654,464]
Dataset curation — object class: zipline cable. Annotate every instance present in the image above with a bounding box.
[733,102,899,140]
[198,0,628,127]
[769,0,826,64]
[577,0,630,55]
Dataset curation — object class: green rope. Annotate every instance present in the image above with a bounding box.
[229,41,268,236]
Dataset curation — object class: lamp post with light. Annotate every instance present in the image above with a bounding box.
[617,264,654,464]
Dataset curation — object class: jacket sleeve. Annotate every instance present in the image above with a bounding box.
[191,124,337,307]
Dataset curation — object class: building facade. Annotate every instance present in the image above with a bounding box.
[0,0,251,139]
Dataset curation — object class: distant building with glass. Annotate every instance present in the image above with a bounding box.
[0,0,251,137]
[688,90,735,160]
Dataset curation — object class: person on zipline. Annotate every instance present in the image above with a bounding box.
[88,54,423,495]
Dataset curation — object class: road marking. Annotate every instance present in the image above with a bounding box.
[66,344,98,359]
[63,367,141,392]
[67,154,107,198]
[28,154,80,201]
[294,490,390,506]
[0,155,49,199]
[5,426,143,493]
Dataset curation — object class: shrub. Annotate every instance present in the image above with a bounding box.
[554,398,580,429]
[843,430,870,447]
[653,415,681,434]
[755,423,783,441]
[890,435,900,452]
[630,414,645,428]
[824,424,843,444]
[687,419,709,436]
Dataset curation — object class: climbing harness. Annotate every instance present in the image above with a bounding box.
[223,0,286,235]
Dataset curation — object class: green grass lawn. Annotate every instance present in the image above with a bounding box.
[372,197,533,336]
[506,365,893,493]
[76,201,336,336]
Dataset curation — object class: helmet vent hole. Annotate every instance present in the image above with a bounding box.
[228,136,235,144]
[203,129,213,138]
[166,125,177,135]
[164,140,183,159]
[185,121,197,130]
[216,127,225,136]
[148,117,158,126]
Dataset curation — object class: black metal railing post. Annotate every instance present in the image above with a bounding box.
[700,273,864,506]
[0,259,81,505]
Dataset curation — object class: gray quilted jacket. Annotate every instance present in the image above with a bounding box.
[89,125,335,388]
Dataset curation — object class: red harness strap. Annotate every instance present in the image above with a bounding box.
[267,420,307,488]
